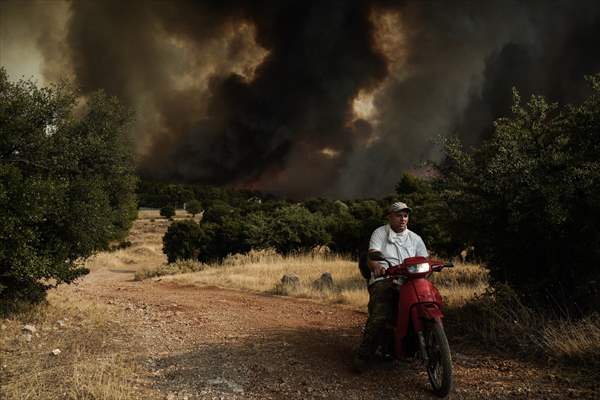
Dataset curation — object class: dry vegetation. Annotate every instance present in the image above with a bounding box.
[0,291,148,400]
[0,214,168,400]
[89,216,169,274]
[2,215,598,399]
[450,284,600,372]
[134,217,599,374]
[145,249,488,310]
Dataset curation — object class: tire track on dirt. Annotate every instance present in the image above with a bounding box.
[70,267,597,400]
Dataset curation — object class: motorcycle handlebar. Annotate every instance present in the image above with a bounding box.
[383,261,454,276]
[369,252,454,276]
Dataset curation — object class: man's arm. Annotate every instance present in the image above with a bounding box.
[368,227,387,277]
[415,235,429,257]
[367,253,386,277]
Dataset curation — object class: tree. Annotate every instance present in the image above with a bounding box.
[163,220,210,263]
[160,205,176,220]
[437,76,600,312]
[201,200,236,224]
[265,205,331,254]
[395,173,460,257]
[185,199,202,217]
[326,210,361,255]
[304,197,339,216]
[0,69,137,304]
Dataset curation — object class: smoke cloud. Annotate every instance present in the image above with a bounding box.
[2,0,600,198]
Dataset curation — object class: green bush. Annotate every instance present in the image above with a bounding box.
[0,69,137,305]
[266,205,331,254]
[185,199,202,217]
[326,210,361,255]
[438,75,600,312]
[395,173,461,258]
[162,220,208,263]
[201,200,236,224]
[160,205,176,219]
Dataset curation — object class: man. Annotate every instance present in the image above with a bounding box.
[353,201,428,372]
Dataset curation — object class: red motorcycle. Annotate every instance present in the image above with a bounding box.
[369,251,454,398]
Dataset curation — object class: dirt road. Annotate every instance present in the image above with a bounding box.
[68,256,597,400]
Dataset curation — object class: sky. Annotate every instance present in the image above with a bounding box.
[2,0,600,198]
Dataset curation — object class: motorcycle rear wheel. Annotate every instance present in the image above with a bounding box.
[424,321,453,397]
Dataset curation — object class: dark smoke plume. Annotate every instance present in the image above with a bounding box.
[337,0,600,197]
[3,0,600,197]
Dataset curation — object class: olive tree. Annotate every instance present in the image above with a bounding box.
[185,199,202,217]
[0,69,137,305]
[437,76,600,312]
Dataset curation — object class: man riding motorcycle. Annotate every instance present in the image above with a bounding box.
[353,201,429,372]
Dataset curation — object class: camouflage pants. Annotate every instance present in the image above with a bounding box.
[356,279,398,358]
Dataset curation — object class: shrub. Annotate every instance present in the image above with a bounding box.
[304,197,340,215]
[266,205,331,254]
[438,75,600,312]
[185,199,202,217]
[159,205,176,219]
[395,173,461,258]
[201,200,236,224]
[206,215,252,261]
[0,69,137,305]
[326,211,362,255]
[162,220,208,263]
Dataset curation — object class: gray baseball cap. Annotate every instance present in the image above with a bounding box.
[388,201,412,214]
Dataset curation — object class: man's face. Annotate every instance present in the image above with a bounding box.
[388,210,409,232]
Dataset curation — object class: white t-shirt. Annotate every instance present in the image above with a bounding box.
[368,224,428,285]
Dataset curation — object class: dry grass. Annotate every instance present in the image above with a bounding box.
[543,314,600,366]
[432,262,489,308]
[0,291,148,400]
[86,244,165,273]
[86,218,168,275]
[155,250,488,310]
[152,246,599,373]
[161,250,370,307]
[134,259,207,281]
[0,217,170,399]
[449,284,600,372]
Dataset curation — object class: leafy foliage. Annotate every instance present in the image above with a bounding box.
[395,173,461,257]
[162,201,334,262]
[265,205,331,255]
[162,220,209,263]
[0,69,137,304]
[185,199,202,217]
[437,76,600,311]
[201,200,236,224]
[137,180,267,209]
[159,205,176,219]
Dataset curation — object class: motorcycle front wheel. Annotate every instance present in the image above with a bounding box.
[424,320,453,397]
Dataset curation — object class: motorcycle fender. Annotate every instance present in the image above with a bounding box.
[411,279,443,305]
[396,282,419,338]
[418,304,444,324]
[396,305,432,358]
[394,280,445,358]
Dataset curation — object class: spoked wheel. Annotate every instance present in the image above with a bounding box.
[424,321,453,397]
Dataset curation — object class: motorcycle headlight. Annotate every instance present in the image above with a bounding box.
[406,263,430,274]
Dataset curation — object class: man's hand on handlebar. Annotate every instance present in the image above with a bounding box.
[370,262,386,277]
